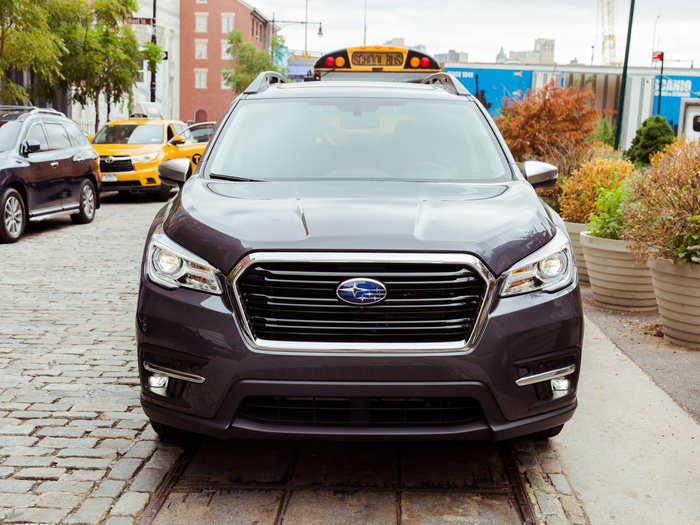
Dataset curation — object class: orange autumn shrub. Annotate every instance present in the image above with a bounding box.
[624,139,700,261]
[559,157,636,223]
[496,81,600,176]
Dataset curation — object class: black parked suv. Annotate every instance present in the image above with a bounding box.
[137,71,583,442]
[0,106,99,243]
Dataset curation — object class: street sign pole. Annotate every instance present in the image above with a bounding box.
[150,0,157,103]
[614,0,635,150]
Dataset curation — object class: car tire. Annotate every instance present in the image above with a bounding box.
[156,185,173,202]
[1,188,26,243]
[71,180,97,224]
[149,420,198,445]
[526,424,564,440]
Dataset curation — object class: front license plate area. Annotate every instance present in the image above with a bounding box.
[102,174,118,182]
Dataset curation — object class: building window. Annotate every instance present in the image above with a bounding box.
[221,70,230,90]
[195,39,207,59]
[221,13,235,34]
[221,39,232,60]
[195,13,208,33]
[194,69,207,89]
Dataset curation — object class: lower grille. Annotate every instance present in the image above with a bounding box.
[236,260,487,344]
[237,396,484,426]
[100,157,134,172]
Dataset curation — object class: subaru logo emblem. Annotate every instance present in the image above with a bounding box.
[336,278,387,305]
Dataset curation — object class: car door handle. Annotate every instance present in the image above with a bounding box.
[50,161,59,168]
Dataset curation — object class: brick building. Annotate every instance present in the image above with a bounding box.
[180,0,270,123]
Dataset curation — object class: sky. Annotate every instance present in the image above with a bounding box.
[251,0,699,68]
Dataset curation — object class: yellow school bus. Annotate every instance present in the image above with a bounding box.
[311,45,441,81]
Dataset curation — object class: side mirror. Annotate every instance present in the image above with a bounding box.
[22,140,41,156]
[523,160,558,189]
[693,115,700,132]
[169,136,185,146]
[158,158,191,187]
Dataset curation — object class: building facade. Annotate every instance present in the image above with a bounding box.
[508,38,555,65]
[180,0,270,123]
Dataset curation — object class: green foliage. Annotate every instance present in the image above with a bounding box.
[587,180,631,240]
[0,0,64,103]
[222,30,284,93]
[142,40,164,75]
[671,216,700,264]
[624,115,675,165]
[589,118,614,146]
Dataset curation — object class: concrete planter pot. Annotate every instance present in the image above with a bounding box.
[580,232,656,311]
[564,221,588,284]
[648,258,700,350]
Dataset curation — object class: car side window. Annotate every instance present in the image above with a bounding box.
[64,122,90,147]
[45,122,72,150]
[26,123,49,151]
[167,125,175,141]
[173,122,186,135]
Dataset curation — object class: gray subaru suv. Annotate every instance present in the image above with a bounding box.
[136,69,582,442]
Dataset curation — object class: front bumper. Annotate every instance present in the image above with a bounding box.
[100,164,163,191]
[136,272,583,441]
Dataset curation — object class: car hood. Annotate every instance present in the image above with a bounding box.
[163,179,555,276]
[92,144,162,157]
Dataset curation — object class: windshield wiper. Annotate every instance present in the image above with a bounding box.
[209,173,265,182]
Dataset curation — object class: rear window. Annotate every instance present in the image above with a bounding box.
[206,98,510,183]
[93,124,164,145]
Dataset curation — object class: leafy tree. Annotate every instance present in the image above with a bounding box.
[624,115,675,166]
[496,81,600,176]
[0,0,64,103]
[222,30,284,93]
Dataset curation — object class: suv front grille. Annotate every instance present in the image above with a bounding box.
[237,396,484,426]
[100,157,134,173]
[235,261,487,344]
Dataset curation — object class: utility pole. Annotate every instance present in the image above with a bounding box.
[363,0,367,45]
[150,0,157,103]
[614,0,635,150]
[304,0,308,57]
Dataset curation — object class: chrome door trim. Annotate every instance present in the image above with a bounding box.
[515,364,576,387]
[228,251,497,356]
[143,361,206,384]
[29,204,80,221]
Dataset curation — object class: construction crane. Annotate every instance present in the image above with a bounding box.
[599,0,617,65]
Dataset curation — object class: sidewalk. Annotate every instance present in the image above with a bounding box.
[553,320,700,525]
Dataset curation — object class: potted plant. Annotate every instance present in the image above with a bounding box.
[560,156,634,284]
[580,178,657,311]
[624,139,700,349]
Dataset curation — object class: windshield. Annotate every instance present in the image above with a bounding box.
[93,124,164,145]
[0,121,22,152]
[206,98,510,183]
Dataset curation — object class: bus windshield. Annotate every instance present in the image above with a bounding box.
[206,98,510,183]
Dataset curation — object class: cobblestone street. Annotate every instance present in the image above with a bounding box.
[1,196,589,524]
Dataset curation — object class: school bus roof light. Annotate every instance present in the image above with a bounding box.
[409,57,420,68]
[335,56,346,67]
[325,56,335,67]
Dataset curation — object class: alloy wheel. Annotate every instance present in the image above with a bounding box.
[4,195,23,238]
[82,184,95,219]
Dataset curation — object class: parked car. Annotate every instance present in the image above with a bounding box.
[137,68,582,442]
[91,119,210,200]
[0,106,100,243]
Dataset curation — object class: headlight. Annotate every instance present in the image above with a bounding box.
[500,228,575,297]
[146,231,222,294]
[132,152,159,164]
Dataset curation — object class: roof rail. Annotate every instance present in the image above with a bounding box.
[243,71,287,94]
[414,73,471,96]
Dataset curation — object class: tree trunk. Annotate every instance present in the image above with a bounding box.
[94,91,100,134]
[106,94,111,122]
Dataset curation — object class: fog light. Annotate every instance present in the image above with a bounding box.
[148,373,168,395]
[550,377,570,399]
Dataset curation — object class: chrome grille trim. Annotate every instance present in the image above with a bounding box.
[228,252,496,356]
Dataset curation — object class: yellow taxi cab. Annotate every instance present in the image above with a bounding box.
[92,119,214,200]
